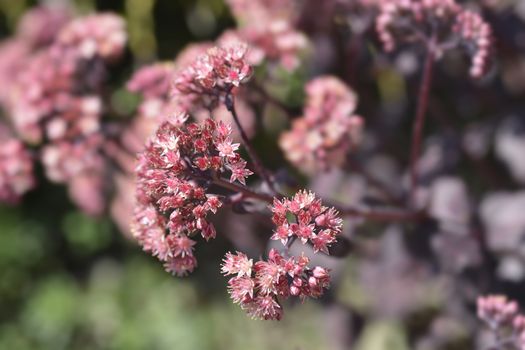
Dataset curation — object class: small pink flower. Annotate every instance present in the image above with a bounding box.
[477,295,518,327]
[228,160,253,185]
[228,276,255,304]
[216,139,240,158]
[222,252,253,277]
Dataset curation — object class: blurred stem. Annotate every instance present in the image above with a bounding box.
[209,169,426,223]
[212,176,275,203]
[338,205,426,222]
[225,93,278,194]
[486,335,516,350]
[409,38,436,207]
[213,174,425,223]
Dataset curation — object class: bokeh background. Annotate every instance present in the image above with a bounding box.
[1,0,525,349]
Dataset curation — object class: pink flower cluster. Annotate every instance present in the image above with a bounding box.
[279,76,364,174]
[16,5,72,48]
[237,20,308,71]
[113,42,257,235]
[127,62,175,123]
[222,191,341,320]
[453,10,492,78]
[223,0,308,72]
[133,117,253,275]
[375,0,492,77]
[477,295,525,349]
[8,13,125,143]
[376,0,459,52]
[225,0,296,25]
[172,44,253,112]
[222,249,330,320]
[0,137,35,204]
[0,10,127,212]
[56,13,127,61]
[271,190,343,253]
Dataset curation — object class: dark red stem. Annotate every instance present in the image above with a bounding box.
[409,40,436,206]
[225,93,278,194]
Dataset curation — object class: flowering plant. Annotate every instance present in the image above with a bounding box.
[2,0,525,348]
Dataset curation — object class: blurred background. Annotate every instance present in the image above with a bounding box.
[0,0,525,349]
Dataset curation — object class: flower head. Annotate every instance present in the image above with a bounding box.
[375,0,492,78]
[270,190,343,253]
[133,117,252,275]
[477,295,519,328]
[172,44,253,112]
[280,76,364,174]
[221,249,332,320]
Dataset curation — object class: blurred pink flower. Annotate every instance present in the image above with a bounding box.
[280,76,364,174]
[17,5,72,48]
[0,137,35,204]
[478,295,518,327]
[375,0,492,78]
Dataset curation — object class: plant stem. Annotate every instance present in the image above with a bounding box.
[212,176,275,203]
[409,39,436,207]
[225,93,278,194]
[339,205,426,222]
[210,172,425,223]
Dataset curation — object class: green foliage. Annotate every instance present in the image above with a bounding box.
[355,321,410,350]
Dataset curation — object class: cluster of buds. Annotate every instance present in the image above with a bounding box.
[222,249,330,320]
[122,45,213,157]
[279,76,363,174]
[0,10,127,213]
[453,10,492,78]
[172,44,253,112]
[477,295,525,349]
[114,41,256,235]
[222,191,341,320]
[271,190,343,253]
[132,116,253,275]
[375,0,492,78]
[0,136,35,204]
[376,0,459,52]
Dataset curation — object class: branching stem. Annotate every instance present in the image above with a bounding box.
[225,93,279,195]
[409,37,437,206]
